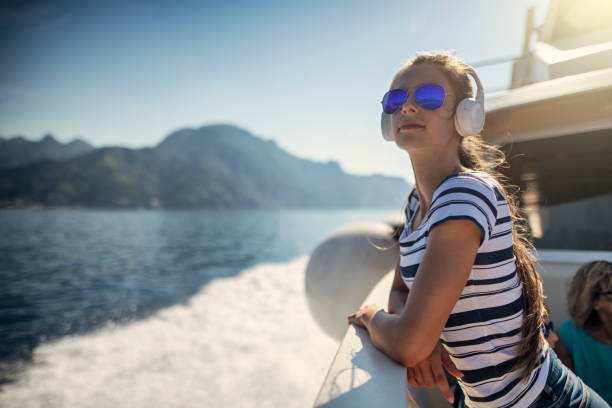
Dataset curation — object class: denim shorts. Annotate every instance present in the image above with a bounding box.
[527,348,610,408]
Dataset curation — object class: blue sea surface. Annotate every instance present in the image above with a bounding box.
[0,208,398,381]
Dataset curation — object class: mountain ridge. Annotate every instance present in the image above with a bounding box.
[0,124,409,209]
[0,134,95,169]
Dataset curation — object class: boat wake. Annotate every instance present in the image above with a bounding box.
[0,256,338,408]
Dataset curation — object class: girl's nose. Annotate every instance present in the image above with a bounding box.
[400,95,418,114]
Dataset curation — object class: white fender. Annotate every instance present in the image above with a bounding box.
[305,222,399,341]
[313,270,450,408]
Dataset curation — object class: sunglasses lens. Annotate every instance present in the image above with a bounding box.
[414,84,445,110]
[382,89,407,114]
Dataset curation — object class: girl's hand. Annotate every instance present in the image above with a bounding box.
[347,304,383,328]
[406,341,463,403]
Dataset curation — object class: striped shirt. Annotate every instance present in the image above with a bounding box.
[398,171,549,408]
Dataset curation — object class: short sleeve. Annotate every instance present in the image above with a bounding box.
[425,175,498,247]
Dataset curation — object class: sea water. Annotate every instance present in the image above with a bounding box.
[0,208,398,407]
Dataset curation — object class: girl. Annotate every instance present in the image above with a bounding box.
[347,52,608,407]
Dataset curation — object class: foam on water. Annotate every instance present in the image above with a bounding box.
[0,256,339,408]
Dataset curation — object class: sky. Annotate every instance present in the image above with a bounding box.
[0,0,550,183]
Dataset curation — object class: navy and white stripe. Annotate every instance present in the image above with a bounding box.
[398,171,549,408]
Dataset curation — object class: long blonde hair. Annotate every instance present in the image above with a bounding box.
[394,51,547,381]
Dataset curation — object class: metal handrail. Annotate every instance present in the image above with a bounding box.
[469,54,528,68]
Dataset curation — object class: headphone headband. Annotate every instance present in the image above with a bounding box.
[468,67,485,109]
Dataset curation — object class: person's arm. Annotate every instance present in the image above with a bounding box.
[385,241,463,404]
[555,336,575,372]
[388,256,409,314]
[348,218,481,367]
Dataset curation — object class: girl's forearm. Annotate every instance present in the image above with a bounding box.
[367,310,406,364]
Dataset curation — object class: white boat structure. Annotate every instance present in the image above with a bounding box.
[306,1,612,406]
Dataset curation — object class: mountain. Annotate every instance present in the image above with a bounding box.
[0,124,410,209]
[0,134,95,169]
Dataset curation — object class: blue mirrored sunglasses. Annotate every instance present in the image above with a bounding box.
[381,84,446,114]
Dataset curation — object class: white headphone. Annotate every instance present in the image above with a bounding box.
[381,68,485,141]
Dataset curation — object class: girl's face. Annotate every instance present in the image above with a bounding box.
[389,63,459,153]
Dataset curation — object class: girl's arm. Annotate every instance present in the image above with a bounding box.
[378,237,464,404]
[388,257,409,314]
[348,218,481,367]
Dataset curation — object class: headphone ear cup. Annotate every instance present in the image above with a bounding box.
[381,113,395,141]
[454,98,485,137]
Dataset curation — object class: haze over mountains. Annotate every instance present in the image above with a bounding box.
[0,134,95,169]
[0,124,409,209]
